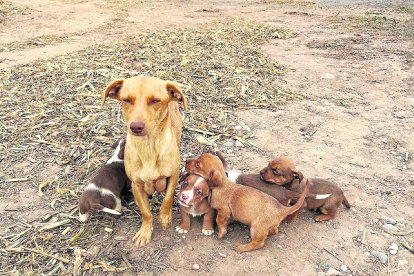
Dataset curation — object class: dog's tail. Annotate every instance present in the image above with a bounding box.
[342,195,351,209]
[91,203,122,215]
[283,179,310,216]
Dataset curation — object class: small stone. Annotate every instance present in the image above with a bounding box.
[321,73,335,80]
[277,245,283,249]
[398,259,408,267]
[226,149,233,154]
[219,252,226,258]
[389,243,398,255]
[383,217,397,225]
[235,140,244,147]
[223,141,233,147]
[235,125,242,130]
[340,265,348,272]
[371,250,388,264]
[192,264,200,270]
[373,219,379,224]
[364,252,371,256]
[378,202,387,209]
[382,224,399,233]
[326,267,341,276]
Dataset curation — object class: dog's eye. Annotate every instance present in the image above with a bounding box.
[181,181,188,188]
[272,169,280,175]
[123,98,132,104]
[149,98,161,105]
[195,189,202,196]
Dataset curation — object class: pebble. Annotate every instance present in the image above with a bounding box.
[340,265,348,272]
[326,267,341,276]
[321,73,335,80]
[398,259,408,267]
[371,250,388,264]
[383,217,397,225]
[219,252,226,258]
[223,141,233,147]
[192,264,200,270]
[389,243,398,255]
[235,140,244,147]
[382,223,399,233]
[277,245,283,249]
[377,202,387,209]
[235,125,242,130]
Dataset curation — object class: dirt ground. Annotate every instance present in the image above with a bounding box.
[1,0,413,275]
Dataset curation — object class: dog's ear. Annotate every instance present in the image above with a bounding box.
[207,170,223,188]
[292,171,304,182]
[166,81,188,111]
[102,79,124,106]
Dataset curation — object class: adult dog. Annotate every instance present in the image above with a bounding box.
[102,76,187,246]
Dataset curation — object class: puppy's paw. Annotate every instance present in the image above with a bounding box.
[175,226,189,234]
[78,212,90,222]
[202,229,214,236]
[217,229,227,239]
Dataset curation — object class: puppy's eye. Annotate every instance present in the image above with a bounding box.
[195,161,200,169]
[272,169,280,175]
[123,98,132,105]
[149,98,161,105]
[181,181,188,188]
[195,189,202,196]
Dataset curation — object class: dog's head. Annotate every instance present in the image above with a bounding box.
[102,76,188,137]
[178,174,209,208]
[185,153,225,188]
[259,157,303,185]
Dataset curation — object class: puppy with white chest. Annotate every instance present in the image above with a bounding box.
[176,174,215,236]
[78,138,130,222]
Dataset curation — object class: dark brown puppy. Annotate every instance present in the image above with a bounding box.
[212,150,328,206]
[176,174,215,236]
[185,153,310,253]
[78,138,130,222]
[260,157,351,222]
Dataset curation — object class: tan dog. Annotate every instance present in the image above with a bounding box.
[260,157,350,222]
[176,174,215,236]
[102,76,187,246]
[185,153,309,253]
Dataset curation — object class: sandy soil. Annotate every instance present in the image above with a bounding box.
[0,0,413,275]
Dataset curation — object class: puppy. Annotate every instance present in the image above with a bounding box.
[78,139,130,222]
[260,157,351,222]
[176,174,215,236]
[102,76,187,246]
[186,153,310,253]
[212,149,330,206]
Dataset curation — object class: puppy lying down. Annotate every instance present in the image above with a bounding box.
[78,138,130,222]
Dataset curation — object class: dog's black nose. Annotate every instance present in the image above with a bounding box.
[130,121,145,135]
[259,170,264,177]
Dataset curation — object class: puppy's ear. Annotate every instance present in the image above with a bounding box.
[166,81,188,111]
[102,79,124,106]
[207,170,223,188]
[292,171,304,182]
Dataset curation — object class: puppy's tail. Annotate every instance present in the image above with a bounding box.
[91,203,122,216]
[284,179,310,216]
[209,147,228,171]
[342,195,351,209]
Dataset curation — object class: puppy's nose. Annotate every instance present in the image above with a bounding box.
[260,170,264,177]
[130,121,145,135]
[181,194,189,201]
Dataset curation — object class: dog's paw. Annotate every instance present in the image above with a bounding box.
[132,224,153,247]
[202,229,214,236]
[217,229,227,239]
[175,226,188,234]
[78,212,90,222]
[159,209,173,230]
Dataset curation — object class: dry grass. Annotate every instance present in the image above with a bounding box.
[0,18,297,274]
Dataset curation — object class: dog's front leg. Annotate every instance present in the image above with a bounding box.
[159,169,179,229]
[131,182,153,247]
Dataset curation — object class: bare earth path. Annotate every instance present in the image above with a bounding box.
[0,0,413,275]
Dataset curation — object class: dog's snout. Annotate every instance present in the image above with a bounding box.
[259,170,264,177]
[181,193,189,201]
[130,121,145,135]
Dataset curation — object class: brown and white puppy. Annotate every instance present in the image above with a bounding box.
[260,157,351,222]
[176,174,215,236]
[212,149,330,207]
[78,138,129,222]
[185,153,310,253]
[102,76,187,246]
